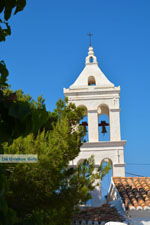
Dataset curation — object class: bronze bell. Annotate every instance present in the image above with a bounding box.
[99,120,109,135]
[101,125,107,134]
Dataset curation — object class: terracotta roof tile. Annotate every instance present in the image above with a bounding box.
[113,177,150,210]
[72,204,124,224]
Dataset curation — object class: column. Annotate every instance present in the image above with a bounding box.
[88,110,99,142]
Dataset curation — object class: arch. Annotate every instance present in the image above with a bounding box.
[89,56,94,63]
[97,104,110,141]
[88,76,96,86]
[100,158,113,167]
[97,104,109,116]
[99,158,113,198]
[77,105,87,116]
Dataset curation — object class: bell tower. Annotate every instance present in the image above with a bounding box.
[64,46,126,206]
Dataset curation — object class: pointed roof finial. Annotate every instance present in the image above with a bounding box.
[87,32,93,46]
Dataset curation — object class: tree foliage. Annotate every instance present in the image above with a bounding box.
[99,160,112,180]
[2,99,99,225]
[0,60,9,89]
[0,0,26,41]
[0,89,54,144]
[0,85,110,225]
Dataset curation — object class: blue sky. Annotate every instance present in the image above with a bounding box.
[1,0,150,180]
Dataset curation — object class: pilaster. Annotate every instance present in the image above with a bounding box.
[109,108,121,141]
[88,110,99,142]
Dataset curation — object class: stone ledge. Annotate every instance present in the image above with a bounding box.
[81,141,126,149]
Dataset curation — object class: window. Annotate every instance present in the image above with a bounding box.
[89,57,94,63]
[88,76,96,86]
[100,159,112,197]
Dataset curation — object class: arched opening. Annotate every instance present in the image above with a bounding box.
[88,76,96,86]
[77,157,94,206]
[97,104,110,141]
[99,158,112,199]
[78,105,88,142]
[89,56,94,63]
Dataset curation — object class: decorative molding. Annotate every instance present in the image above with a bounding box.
[64,87,120,96]
[110,108,120,112]
[88,109,97,113]
[81,141,126,148]
[114,163,126,167]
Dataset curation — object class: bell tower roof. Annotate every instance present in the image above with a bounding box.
[69,46,114,89]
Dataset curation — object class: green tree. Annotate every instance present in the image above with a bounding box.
[99,160,112,180]
[2,99,98,225]
[0,2,27,224]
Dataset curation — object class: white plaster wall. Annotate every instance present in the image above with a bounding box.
[70,64,114,89]
[64,87,120,110]
[64,86,121,143]
[65,86,126,179]
[130,218,150,225]
[70,141,126,177]
[128,211,150,225]
[113,165,125,177]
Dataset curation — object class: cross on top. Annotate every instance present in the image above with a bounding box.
[87,32,93,46]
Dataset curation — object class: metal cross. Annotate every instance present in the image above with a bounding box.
[87,32,93,46]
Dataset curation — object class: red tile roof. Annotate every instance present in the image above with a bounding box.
[72,204,124,223]
[113,177,150,210]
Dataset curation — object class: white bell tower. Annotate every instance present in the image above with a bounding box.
[64,46,126,206]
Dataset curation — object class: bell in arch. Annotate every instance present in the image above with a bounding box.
[99,120,109,135]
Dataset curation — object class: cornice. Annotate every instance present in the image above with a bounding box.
[81,140,126,148]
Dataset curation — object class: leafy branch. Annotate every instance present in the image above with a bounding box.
[0,0,26,41]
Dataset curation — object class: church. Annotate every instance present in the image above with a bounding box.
[64,45,150,225]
